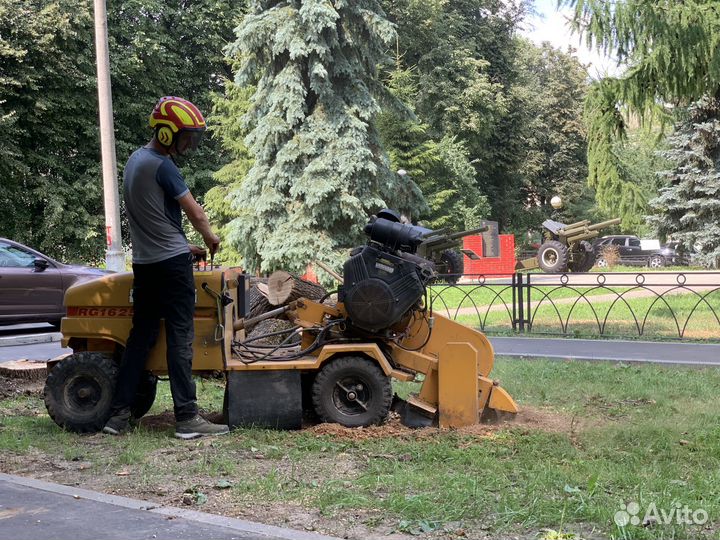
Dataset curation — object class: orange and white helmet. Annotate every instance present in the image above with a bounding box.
[149,96,206,151]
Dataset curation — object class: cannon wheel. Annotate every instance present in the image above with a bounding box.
[537,240,569,272]
[570,241,596,273]
[439,249,464,284]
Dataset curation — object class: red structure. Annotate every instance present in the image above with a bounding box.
[462,234,516,277]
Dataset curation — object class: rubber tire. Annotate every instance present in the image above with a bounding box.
[649,255,665,268]
[131,371,158,420]
[571,240,596,273]
[439,249,464,284]
[44,352,117,433]
[312,356,392,427]
[537,240,569,272]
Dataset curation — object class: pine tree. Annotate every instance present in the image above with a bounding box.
[205,81,254,266]
[563,0,720,228]
[224,0,425,273]
[648,98,720,268]
[376,62,487,231]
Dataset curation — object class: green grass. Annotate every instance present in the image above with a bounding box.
[2,360,720,539]
[432,284,720,340]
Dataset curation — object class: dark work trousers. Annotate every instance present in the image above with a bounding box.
[111,252,198,421]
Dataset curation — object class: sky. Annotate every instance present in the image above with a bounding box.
[519,0,623,78]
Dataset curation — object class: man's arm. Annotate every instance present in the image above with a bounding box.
[178,192,220,254]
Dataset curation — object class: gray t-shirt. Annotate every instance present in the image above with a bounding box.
[123,147,190,264]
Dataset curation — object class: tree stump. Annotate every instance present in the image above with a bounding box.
[246,277,273,333]
[266,270,327,306]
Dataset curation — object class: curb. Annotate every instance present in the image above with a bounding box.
[0,473,341,540]
[0,332,61,348]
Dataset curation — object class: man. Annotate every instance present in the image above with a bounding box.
[103,96,229,439]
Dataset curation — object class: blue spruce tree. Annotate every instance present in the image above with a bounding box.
[649,97,720,268]
[223,0,425,273]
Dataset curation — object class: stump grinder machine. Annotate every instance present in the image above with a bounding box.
[44,211,518,432]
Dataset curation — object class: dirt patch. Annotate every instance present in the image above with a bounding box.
[0,391,589,540]
[0,375,43,401]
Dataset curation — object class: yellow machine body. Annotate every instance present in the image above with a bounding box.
[60,268,517,429]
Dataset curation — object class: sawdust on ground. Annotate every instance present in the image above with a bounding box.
[306,405,583,442]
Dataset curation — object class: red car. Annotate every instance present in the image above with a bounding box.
[0,238,111,328]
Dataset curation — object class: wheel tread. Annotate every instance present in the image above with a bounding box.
[311,356,392,427]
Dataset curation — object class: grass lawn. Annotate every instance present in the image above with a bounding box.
[432,284,720,340]
[1,357,719,539]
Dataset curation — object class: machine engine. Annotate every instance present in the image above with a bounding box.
[340,211,435,333]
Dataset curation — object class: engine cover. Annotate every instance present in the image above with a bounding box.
[340,245,425,333]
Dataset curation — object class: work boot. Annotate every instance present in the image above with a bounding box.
[102,408,132,435]
[174,415,230,440]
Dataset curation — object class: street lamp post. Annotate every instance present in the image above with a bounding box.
[93,0,124,272]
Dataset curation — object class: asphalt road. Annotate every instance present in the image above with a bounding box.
[0,473,339,540]
[0,324,69,363]
[490,336,720,366]
[1,325,719,367]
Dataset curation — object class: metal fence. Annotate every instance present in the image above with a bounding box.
[430,271,720,340]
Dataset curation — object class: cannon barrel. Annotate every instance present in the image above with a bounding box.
[421,225,489,246]
[559,220,591,234]
[566,230,600,243]
[587,217,622,231]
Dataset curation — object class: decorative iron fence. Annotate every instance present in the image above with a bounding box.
[430,272,720,340]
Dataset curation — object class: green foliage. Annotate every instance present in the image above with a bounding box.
[0,0,240,263]
[649,98,720,268]
[513,40,595,231]
[376,63,483,230]
[205,81,254,266]
[563,0,720,232]
[224,0,425,273]
[382,0,530,231]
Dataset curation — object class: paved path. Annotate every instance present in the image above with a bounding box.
[489,336,720,366]
[0,473,339,540]
[3,336,719,367]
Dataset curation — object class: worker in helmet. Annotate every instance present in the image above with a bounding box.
[103,97,229,438]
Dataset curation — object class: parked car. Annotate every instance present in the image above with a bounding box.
[658,241,691,266]
[592,235,668,268]
[0,238,111,328]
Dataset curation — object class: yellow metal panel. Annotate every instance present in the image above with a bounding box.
[477,375,494,413]
[437,342,479,428]
[488,385,520,413]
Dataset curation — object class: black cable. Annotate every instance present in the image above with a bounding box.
[236,319,345,364]
[319,289,339,303]
[394,312,433,352]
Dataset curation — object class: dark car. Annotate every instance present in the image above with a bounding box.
[0,238,111,328]
[658,241,691,266]
[593,235,667,268]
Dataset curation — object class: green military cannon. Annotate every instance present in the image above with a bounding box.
[517,217,621,273]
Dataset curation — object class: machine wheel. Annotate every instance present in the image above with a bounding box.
[312,356,392,427]
[130,371,158,420]
[439,249,464,284]
[44,352,117,433]
[537,240,569,272]
[649,255,665,268]
[570,241,596,273]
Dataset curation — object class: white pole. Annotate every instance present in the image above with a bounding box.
[93,0,125,272]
